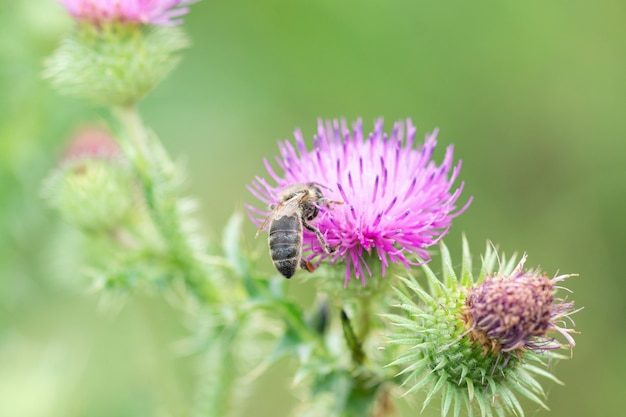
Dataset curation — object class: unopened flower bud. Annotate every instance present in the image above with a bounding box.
[44,23,189,105]
[44,127,136,231]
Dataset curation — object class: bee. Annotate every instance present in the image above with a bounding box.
[256,182,341,278]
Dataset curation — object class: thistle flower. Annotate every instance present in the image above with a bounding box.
[57,0,197,26]
[386,239,579,417]
[248,118,470,285]
[463,255,577,355]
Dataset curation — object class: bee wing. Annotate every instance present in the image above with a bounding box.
[274,195,304,216]
[256,208,276,237]
[255,196,302,237]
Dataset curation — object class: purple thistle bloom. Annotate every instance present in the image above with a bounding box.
[248,118,471,286]
[463,254,579,354]
[57,0,197,26]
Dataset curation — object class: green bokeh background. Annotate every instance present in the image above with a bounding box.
[1,1,625,416]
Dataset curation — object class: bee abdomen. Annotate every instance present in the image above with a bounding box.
[270,243,299,260]
[274,259,297,279]
[269,215,302,278]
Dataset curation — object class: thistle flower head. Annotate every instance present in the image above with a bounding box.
[248,118,471,285]
[58,0,197,26]
[385,239,580,417]
[463,255,577,355]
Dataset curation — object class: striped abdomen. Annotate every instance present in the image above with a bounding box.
[268,214,302,278]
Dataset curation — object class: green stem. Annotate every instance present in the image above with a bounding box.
[341,309,366,366]
[113,105,218,304]
[193,326,239,417]
[358,295,372,342]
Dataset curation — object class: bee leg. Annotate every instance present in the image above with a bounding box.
[320,198,343,208]
[302,220,337,254]
[300,259,316,272]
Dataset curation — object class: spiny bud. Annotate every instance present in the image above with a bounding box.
[43,126,136,231]
[44,22,189,106]
[385,238,580,417]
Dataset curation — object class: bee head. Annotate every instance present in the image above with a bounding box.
[301,183,327,221]
[307,183,324,201]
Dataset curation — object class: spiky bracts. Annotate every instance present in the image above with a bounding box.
[385,239,579,417]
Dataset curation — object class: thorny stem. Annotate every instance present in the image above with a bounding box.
[113,107,393,415]
[114,105,218,304]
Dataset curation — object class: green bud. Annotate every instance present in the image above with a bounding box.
[44,22,190,106]
[43,127,136,231]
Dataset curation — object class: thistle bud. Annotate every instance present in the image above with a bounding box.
[44,22,189,106]
[386,239,580,417]
[44,127,136,231]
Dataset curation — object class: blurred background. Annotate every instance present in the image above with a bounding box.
[1,0,625,416]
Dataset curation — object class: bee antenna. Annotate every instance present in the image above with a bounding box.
[310,181,332,191]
